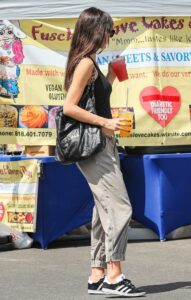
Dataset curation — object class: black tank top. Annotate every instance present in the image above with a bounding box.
[89,57,112,119]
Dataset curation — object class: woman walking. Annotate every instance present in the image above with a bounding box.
[63,7,146,297]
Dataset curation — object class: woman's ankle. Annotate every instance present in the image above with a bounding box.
[106,261,122,283]
[91,267,105,282]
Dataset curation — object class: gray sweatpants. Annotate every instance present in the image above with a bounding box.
[77,136,132,268]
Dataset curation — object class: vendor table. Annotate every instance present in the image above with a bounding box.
[0,155,94,249]
[120,153,191,240]
[1,153,191,247]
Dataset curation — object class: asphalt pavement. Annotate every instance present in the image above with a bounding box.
[0,237,191,300]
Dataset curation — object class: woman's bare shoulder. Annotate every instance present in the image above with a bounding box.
[73,57,94,84]
[76,57,94,70]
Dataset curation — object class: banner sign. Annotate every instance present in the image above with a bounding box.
[0,159,39,232]
[1,17,191,146]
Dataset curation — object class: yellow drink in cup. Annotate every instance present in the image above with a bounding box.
[118,110,133,137]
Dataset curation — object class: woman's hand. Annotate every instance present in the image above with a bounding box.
[101,127,114,136]
[103,118,131,133]
[106,62,116,85]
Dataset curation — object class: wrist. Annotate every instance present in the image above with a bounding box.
[99,117,108,128]
[106,73,115,85]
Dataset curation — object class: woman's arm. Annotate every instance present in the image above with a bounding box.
[63,57,128,132]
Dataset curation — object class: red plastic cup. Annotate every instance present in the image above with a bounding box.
[110,56,128,81]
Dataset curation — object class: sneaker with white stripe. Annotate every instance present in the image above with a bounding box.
[88,277,105,295]
[102,274,146,297]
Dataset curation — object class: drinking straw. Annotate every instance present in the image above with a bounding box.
[126,87,128,109]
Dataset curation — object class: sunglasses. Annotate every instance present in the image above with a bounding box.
[109,29,115,38]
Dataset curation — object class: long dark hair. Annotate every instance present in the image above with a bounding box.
[64,7,113,91]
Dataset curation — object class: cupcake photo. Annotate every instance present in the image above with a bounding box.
[19,105,48,128]
[0,104,18,127]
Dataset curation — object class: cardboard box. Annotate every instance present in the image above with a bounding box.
[25,146,55,156]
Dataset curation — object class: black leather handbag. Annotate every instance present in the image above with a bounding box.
[55,82,106,164]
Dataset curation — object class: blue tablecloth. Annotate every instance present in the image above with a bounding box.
[0,155,94,249]
[1,153,191,246]
[120,153,191,240]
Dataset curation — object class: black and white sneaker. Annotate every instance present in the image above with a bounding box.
[88,277,105,295]
[102,274,146,297]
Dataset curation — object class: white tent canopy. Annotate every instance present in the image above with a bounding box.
[1,0,191,20]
